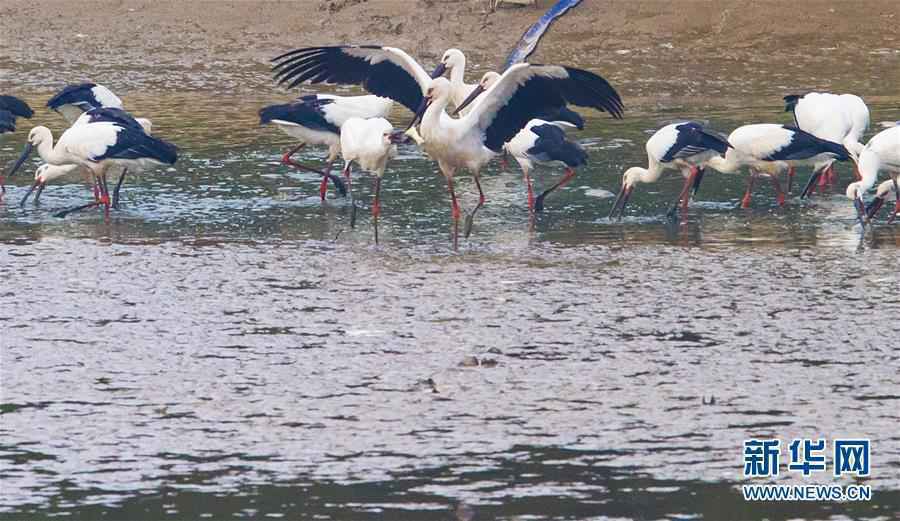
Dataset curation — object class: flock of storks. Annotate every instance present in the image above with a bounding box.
[1,0,898,247]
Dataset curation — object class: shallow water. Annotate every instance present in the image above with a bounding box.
[1,90,899,521]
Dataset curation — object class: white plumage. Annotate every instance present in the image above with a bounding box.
[846,126,900,223]
[339,117,404,243]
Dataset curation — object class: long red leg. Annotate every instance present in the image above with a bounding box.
[741,171,757,209]
[446,176,460,250]
[786,166,795,195]
[535,167,576,213]
[464,175,487,239]
[372,176,382,244]
[768,174,785,206]
[523,168,535,212]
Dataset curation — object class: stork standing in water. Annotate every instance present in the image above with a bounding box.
[259,93,393,200]
[704,124,851,209]
[0,95,34,197]
[7,107,177,218]
[339,117,409,243]
[609,122,731,220]
[19,163,82,206]
[784,92,869,195]
[845,126,900,225]
[272,46,622,246]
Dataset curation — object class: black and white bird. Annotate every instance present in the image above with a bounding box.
[8,107,177,218]
[609,121,731,219]
[272,45,623,245]
[704,124,851,209]
[784,92,869,194]
[19,163,83,206]
[339,117,408,243]
[46,83,123,123]
[0,94,34,195]
[846,126,900,225]
[259,93,393,200]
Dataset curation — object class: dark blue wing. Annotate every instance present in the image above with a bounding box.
[783,94,805,126]
[271,46,424,112]
[93,128,178,165]
[259,96,340,134]
[47,83,100,111]
[83,107,145,130]
[502,0,583,70]
[528,123,588,167]
[765,126,849,162]
[0,110,17,133]
[0,95,34,119]
[661,122,731,162]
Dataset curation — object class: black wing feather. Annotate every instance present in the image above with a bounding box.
[0,95,34,119]
[47,83,101,111]
[259,97,340,134]
[527,124,588,168]
[483,66,623,152]
[272,46,423,112]
[94,128,178,164]
[0,110,17,133]
[662,122,731,162]
[82,107,146,130]
[765,126,850,162]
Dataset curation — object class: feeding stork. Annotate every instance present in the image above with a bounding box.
[339,117,409,243]
[271,45,623,246]
[7,107,177,218]
[0,95,34,197]
[704,124,851,209]
[259,93,393,200]
[845,126,900,226]
[609,122,731,220]
[47,83,123,123]
[19,163,83,206]
[784,92,869,195]
[865,179,900,224]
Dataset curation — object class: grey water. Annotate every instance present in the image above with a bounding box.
[1,90,899,520]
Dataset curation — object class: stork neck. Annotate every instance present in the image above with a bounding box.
[856,150,881,192]
[640,160,665,183]
[421,95,451,136]
[706,154,737,174]
[448,60,466,87]
[35,133,60,164]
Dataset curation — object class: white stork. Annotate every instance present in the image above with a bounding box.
[259,93,393,200]
[46,83,123,123]
[339,117,409,243]
[609,122,731,219]
[705,124,851,209]
[271,45,623,245]
[845,126,900,225]
[784,92,869,195]
[8,107,177,218]
[0,94,34,197]
[19,163,83,206]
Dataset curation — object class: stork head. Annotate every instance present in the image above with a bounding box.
[442,49,465,71]
[27,126,52,147]
[480,71,501,90]
[608,167,644,220]
[845,181,868,226]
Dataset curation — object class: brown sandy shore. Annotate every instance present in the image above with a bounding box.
[1,0,899,111]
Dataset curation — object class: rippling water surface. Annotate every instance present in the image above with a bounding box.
[1,88,899,520]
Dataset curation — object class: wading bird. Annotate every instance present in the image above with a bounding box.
[609,121,731,219]
[865,179,900,224]
[272,46,622,245]
[339,117,408,243]
[260,94,393,200]
[845,126,900,225]
[784,92,869,194]
[704,124,851,209]
[47,83,123,123]
[8,108,177,218]
[0,95,34,196]
[19,163,82,206]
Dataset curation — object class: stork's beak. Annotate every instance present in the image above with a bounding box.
[691,167,706,197]
[7,142,34,180]
[853,190,867,228]
[403,96,432,132]
[800,168,823,199]
[19,178,43,207]
[430,62,447,79]
[388,130,411,145]
[451,84,484,117]
[865,196,885,221]
[608,184,633,220]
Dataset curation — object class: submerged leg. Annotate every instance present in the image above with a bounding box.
[112,168,128,209]
[372,176,382,244]
[741,171,757,209]
[464,175,487,239]
[54,200,104,218]
[668,167,697,219]
[99,173,111,219]
[343,163,357,228]
[282,144,345,198]
[535,167,576,213]
[768,174,785,206]
[522,168,535,212]
[446,176,461,250]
